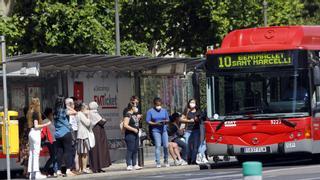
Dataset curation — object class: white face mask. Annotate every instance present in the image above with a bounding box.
[189,103,196,108]
[133,107,139,113]
[155,106,162,110]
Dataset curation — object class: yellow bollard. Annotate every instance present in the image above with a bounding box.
[0,111,19,154]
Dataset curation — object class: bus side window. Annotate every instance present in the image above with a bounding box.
[314,86,320,114]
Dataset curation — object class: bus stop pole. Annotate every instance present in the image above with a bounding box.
[1,36,11,179]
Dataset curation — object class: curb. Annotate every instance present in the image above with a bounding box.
[61,165,199,179]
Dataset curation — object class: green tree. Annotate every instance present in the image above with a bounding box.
[121,0,305,57]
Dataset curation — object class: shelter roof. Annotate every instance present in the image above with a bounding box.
[8,53,204,73]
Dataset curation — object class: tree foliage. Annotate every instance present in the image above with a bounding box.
[0,0,318,57]
[121,0,306,57]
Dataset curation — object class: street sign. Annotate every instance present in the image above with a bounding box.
[0,62,39,77]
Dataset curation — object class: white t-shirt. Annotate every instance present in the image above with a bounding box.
[69,115,78,131]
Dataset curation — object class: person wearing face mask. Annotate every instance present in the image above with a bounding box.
[146,97,170,168]
[180,99,201,164]
[123,103,142,171]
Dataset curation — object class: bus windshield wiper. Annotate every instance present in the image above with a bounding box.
[251,114,297,128]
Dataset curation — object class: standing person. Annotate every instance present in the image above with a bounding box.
[65,98,79,172]
[123,96,140,116]
[123,103,142,171]
[76,103,92,174]
[54,96,76,177]
[27,98,51,179]
[197,111,209,164]
[42,108,58,177]
[17,107,29,178]
[167,112,188,166]
[146,97,170,168]
[88,101,111,173]
[180,99,201,164]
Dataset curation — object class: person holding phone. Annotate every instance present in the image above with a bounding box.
[146,97,170,168]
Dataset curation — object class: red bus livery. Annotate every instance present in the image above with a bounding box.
[205,26,320,162]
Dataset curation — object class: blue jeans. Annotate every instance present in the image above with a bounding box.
[198,122,206,155]
[184,129,200,163]
[152,130,169,164]
[125,133,139,166]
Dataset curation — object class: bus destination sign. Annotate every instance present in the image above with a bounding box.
[215,52,293,69]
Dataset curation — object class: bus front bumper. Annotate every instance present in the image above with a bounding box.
[206,139,313,156]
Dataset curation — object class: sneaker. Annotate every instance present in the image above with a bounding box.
[56,170,63,177]
[83,168,91,174]
[174,160,181,166]
[35,172,47,179]
[126,165,133,171]
[179,159,188,166]
[202,156,209,164]
[164,162,170,167]
[134,165,143,170]
[66,169,77,177]
[196,153,203,164]
[156,164,161,168]
[223,155,230,161]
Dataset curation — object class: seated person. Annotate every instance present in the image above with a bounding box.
[167,112,188,166]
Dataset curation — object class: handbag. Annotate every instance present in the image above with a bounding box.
[88,130,95,148]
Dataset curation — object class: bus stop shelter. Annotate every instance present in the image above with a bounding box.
[2,53,204,162]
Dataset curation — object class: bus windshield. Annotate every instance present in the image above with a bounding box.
[212,70,310,118]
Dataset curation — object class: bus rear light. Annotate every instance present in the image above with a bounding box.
[305,127,311,138]
[210,135,214,140]
[297,131,302,137]
[289,133,294,139]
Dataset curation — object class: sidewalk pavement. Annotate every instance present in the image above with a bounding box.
[60,159,199,179]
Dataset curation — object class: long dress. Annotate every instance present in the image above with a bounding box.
[89,120,111,172]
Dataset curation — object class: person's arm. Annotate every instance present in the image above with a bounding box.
[146,110,160,126]
[123,117,138,134]
[80,113,91,128]
[34,120,51,130]
[180,114,194,123]
[67,107,77,115]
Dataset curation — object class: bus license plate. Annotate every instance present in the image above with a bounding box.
[285,142,296,148]
[243,147,268,153]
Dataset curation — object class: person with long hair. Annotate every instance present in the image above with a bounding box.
[54,96,76,177]
[180,99,202,164]
[146,97,170,168]
[123,103,142,171]
[75,103,92,174]
[27,98,51,179]
[167,112,188,166]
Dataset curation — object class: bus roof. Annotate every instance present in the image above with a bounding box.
[207,26,320,55]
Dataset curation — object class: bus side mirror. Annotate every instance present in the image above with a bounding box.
[314,66,320,86]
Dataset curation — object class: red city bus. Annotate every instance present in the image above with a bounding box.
[205,26,320,162]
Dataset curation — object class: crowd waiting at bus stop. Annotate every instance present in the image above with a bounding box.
[16,95,209,179]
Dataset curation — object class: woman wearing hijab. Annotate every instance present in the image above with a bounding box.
[88,101,111,173]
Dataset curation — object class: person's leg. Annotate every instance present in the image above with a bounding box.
[183,131,191,162]
[82,154,88,172]
[162,131,169,164]
[174,138,187,160]
[55,138,64,171]
[125,134,134,167]
[132,135,139,167]
[190,129,200,163]
[43,143,53,173]
[168,143,176,160]
[62,132,74,169]
[52,141,58,174]
[173,143,182,161]
[152,131,162,165]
